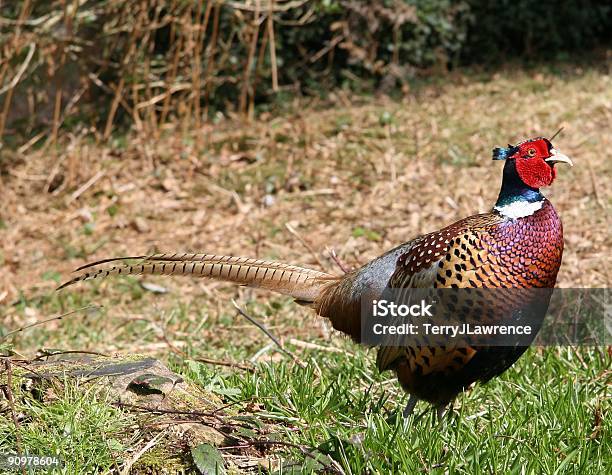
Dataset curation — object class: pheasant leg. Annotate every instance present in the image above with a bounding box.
[402,395,418,418]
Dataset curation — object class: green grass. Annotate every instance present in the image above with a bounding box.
[0,380,133,474]
[1,294,610,473]
[3,293,609,473]
[175,344,609,474]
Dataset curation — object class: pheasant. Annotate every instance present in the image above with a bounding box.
[58,137,572,417]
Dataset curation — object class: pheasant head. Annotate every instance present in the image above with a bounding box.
[493,137,573,218]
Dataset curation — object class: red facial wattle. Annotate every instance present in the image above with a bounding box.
[515,156,556,188]
[508,138,572,189]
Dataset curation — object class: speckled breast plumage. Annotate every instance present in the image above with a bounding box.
[378,200,564,406]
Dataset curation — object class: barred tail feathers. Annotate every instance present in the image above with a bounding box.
[58,253,336,302]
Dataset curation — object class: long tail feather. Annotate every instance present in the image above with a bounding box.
[74,256,148,271]
[58,253,336,302]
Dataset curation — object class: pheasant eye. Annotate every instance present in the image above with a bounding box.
[527,148,536,157]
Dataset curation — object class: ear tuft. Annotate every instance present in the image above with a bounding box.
[492,144,518,160]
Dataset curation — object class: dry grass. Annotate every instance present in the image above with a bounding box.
[0,0,453,143]
[1,65,610,357]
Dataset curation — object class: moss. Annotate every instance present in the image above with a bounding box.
[132,446,190,473]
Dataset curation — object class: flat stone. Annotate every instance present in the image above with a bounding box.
[23,354,221,414]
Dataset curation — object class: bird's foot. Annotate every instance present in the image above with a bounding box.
[435,403,454,427]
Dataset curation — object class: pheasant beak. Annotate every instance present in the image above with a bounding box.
[545,149,573,167]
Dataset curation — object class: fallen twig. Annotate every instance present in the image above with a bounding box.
[231,300,306,368]
[1,305,102,341]
[195,356,254,372]
[119,429,167,475]
[68,170,106,203]
[288,338,352,355]
[326,247,352,274]
[112,402,222,426]
[31,349,110,362]
[587,161,605,209]
[218,439,343,474]
[285,222,327,271]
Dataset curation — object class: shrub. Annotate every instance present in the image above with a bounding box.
[0,0,609,143]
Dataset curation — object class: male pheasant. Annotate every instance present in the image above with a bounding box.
[59,137,572,417]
